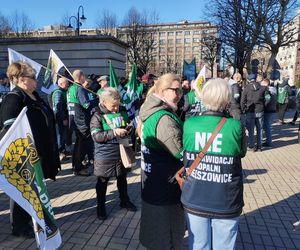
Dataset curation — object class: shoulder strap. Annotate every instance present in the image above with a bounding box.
[103,114,114,130]
[186,117,227,177]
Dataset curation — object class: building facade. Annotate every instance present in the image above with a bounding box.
[276,12,300,85]
[117,21,218,77]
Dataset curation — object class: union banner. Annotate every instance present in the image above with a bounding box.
[0,107,62,249]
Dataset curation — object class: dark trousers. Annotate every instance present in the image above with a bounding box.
[96,174,129,206]
[292,111,299,122]
[278,103,288,122]
[73,130,93,171]
[10,199,31,232]
[57,120,67,152]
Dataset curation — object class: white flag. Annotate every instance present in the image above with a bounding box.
[42,49,66,94]
[0,107,62,250]
[8,48,43,90]
[192,65,206,97]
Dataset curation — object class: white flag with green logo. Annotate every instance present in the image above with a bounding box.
[0,107,62,250]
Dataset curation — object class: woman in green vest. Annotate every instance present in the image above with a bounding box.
[139,73,185,250]
[181,78,247,250]
[90,87,137,220]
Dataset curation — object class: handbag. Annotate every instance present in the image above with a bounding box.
[175,117,226,188]
[103,115,136,169]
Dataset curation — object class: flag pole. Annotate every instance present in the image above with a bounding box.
[32,218,41,249]
[39,64,98,96]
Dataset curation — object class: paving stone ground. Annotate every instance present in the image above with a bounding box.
[0,113,300,249]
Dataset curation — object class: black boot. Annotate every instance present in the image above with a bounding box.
[120,200,137,211]
[96,177,108,220]
[97,204,107,220]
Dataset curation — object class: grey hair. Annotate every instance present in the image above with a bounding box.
[202,78,231,112]
[99,87,120,104]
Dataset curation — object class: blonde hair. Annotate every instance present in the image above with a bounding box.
[202,78,231,112]
[147,73,181,96]
[7,62,36,84]
[100,87,120,104]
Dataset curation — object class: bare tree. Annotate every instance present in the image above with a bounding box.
[208,0,263,76]
[10,10,35,37]
[260,0,299,75]
[0,12,12,38]
[201,36,220,77]
[120,7,159,76]
[58,11,74,36]
[95,9,117,35]
[207,0,299,77]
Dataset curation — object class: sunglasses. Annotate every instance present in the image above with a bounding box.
[166,87,183,96]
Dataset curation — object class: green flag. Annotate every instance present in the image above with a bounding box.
[109,62,120,88]
[124,64,138,101]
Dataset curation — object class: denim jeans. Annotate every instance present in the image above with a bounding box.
[263,112,275,146]
[186,213,239,250]
[246,112,263,148]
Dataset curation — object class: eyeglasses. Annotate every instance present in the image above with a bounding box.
[166,87,183,96]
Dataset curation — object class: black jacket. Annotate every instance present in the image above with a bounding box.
[241,81,270,113]
[74,87,97,135]
[0,86,60,180]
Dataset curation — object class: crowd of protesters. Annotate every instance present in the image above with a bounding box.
[0,60,300,249]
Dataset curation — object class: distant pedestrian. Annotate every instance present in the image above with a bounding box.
[241,73,270,151]
[228,73,242,120]
[51,77,69,160]
[277,74,292,124]
[261,79,277,147]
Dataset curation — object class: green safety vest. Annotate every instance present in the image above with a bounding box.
[277,85,288,104]
[101,111,128,131]
[67,84,79,104]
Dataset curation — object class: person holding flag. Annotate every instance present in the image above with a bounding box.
[0,62,60,238]
[183,66,206,120]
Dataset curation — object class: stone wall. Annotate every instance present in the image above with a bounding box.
[0,35,128,77]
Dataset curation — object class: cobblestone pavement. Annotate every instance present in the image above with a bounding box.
[0,116,300,249]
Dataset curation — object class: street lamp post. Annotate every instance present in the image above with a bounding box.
[67,5,87,36]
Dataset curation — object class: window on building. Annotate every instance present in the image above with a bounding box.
[184,47,191,52]
[291,65,294,68]
[168,48,174,52]
[176,38,182,44]
[160,39,166,45]
[193,38,200,43]
[159,32,165,37]
[193,30,200,35]
[168,32,174,36]
[184,38,191,43]
[168,39,174,44]
[185,31,190,35]
[193,46,199,51]
[176,31,183,36]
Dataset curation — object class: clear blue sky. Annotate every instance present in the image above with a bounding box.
[2,0,210,29]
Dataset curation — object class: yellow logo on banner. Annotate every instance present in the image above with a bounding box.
[0,134,44,219]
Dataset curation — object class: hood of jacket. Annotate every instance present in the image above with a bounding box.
[252,81,261,91]
[139,94,172,122]
[278,80,289,88]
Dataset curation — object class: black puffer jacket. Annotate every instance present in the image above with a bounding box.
[0,86,60,180]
